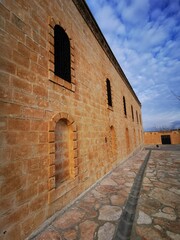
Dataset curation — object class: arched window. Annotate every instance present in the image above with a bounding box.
[48,112,78,203]
[131,105,134,121]
[54,25,71,82]
[109,126,117,161]
[106,79,112,107]
[123,96,127,117]
[55,119,70,187]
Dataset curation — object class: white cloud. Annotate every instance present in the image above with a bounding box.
[86,0,180,130]
[142,108,180,130]
[94,4,126,36]
[116,0,150,25]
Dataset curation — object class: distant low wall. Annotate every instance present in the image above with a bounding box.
[144,130,180,145]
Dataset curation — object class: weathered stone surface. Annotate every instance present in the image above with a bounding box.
[154,225,162,231]
[98,205,122,221]
[138,197,161,215]
[96,197,111,206]
[79,220,98,240]
[94,203,101,210]
[96,185,119,194]
[37,229,62,240]
[110,194,125,206]
[17,148,180,239]
[136,226,165,240]
[137,211,152,225]
[160,178,179,186]
[76,200,97,218]
[125,182,133,187]
[98,222,115,240]
[53,209,85,229]
[91,190,105,199]
[131,149,180,240]
[111,177,125,185]
[143,177,152,185]
[169,187,180,195]
[63,229,77,240]
[146,171,155,177]
[148,188,179,207]
[100,178,117,186]
[154,218,180,233]
[153,181,170,189]
[117,188,129,198]
[153,211,176,221]
[82,194,96,203]
[176,205,180,217]
[162,207,176,215]
[166,231,180,240]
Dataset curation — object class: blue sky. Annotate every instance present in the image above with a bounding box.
[86,0,180,131]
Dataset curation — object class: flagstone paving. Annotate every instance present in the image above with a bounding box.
[28,146,180,240]
[131,146,180,240]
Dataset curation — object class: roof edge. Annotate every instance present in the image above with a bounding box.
[72,0,141,107]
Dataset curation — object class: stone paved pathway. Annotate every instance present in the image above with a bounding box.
[28,150,147,240]
[28,146,180,240]
[131,146,180,240]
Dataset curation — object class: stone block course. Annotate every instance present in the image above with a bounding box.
[0,102,21,116]
[8,118,30,131]
[13,90,36,106]
[0,56,16,75]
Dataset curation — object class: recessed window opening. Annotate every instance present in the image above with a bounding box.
[131,105,134,121]
[136,111,139,123]
[110,126,116,158]
[134,129,136,147]
[54,25,71,82]
[55,119,70,187]
[106,79,112,107]
[123,96,127,117]
[125,128,130,154]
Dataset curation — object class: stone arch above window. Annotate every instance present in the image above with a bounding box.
[48,112,78,203]
[48,17,76,92]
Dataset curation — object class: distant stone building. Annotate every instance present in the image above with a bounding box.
[144,130,180,145]
[0,0,143,239]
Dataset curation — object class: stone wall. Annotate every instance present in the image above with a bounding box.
[144,130,180,145]
[0,0,143,239]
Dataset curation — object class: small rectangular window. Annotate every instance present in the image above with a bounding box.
[136,111,139,123]
[123,96,127,117]
[131,105,134,121]
[106,79,112,107]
